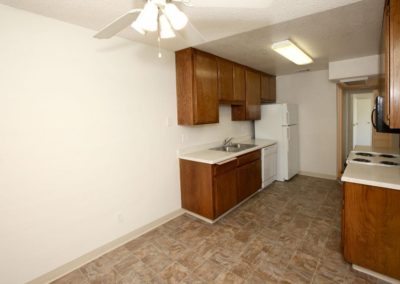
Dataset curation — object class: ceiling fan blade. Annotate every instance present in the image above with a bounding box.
[94,9,142,39]
[176,0,273,8]
[175,21,205,45]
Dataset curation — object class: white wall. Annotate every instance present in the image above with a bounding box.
[277,70,337,177]
[0,5,252,284]
[328,54,381,81]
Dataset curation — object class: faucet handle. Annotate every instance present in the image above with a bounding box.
[223,137,233,145]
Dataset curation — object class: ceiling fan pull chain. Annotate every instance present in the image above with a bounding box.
[158,36,162,58]
[157,18,162,59]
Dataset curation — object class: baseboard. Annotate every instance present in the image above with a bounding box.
[352,265,400,284]
[27,209,185,284]
[298,171,337,181]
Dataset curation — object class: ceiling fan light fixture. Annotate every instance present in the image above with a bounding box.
[159,14,176,39]
[271,40,313,65]
[131,20,146,35]
[164,3,188,30]
[136,2,158,32]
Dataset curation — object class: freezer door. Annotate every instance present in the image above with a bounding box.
[282,104,299,126]
[283,125,300,180]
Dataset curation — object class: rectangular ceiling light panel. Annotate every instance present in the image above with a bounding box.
[271,40,313,65]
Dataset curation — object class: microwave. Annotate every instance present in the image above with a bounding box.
[372,96,400,133]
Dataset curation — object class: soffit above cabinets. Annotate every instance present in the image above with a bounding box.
[0,0,384,75]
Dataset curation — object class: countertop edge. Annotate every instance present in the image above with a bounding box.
[178,139,277,164]
[341,176,400,190]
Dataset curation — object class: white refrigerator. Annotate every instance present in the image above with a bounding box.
[255,104,300,181]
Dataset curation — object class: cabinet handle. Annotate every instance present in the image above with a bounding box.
[217,158,237,165]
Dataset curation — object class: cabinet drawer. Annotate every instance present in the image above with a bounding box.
[237,150,261,166]
[213,158,237,176]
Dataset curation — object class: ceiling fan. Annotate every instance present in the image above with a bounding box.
[94,0,273,47]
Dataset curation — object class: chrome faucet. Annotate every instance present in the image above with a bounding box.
[223,137,233,146]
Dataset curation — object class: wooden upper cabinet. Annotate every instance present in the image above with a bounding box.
[175,48,219,125]
[232,68,261,121]
[261,74,276,103]
[382,0,400,128]
[233,64,246,103]
[217,58,246,105]
[244,69,261,120]
[217,57,234,103]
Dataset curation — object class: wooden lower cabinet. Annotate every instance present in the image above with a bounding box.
[237,159,261,202]
[214,165,237,217]
[179,158,237,220]
[342,182,400,280]
[179,149,262,220]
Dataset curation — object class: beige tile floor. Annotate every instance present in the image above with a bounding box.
[52,175,387,284]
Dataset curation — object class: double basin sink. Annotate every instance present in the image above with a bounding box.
[210,143,257,153]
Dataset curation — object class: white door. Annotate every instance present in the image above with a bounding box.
[353,98,372,147]
[283,125,300,180]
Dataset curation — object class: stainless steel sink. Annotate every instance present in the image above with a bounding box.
[209,143,257,153]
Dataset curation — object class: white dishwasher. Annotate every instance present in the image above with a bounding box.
[261,144,277,188]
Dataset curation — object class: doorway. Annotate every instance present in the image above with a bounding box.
[336,78,399,178]
[352,93,374,148]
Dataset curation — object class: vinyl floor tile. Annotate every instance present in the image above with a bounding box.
[51,176,389,284]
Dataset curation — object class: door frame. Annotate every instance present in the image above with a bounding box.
[336,78,379,179]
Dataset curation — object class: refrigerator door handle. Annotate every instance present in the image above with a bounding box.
[286,112,289,125]
[287,127,290,141]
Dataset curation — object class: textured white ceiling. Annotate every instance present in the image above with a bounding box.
[0,0,384,74]
[197,0,385,75]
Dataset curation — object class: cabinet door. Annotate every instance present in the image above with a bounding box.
[261,74,276,103]
[217,57,234,103]
[383,1,390,125]
[269,76,276,102]
[233,64,246,102]
[237,159,261,202]
[193,51,219,124]
[179,159,214,219]
[389,0,400,128]
[261,74,270,102]
[214,166,237,217]
[245,69,261,120]
[343,182,400,280]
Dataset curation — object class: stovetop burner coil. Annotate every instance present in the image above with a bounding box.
[352,158,371,163]
[355,152,375,157]
[380,161,399,166]
[379,154,396,158]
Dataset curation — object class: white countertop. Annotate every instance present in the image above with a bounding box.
[342,146,400,190]
[178,138,277,164]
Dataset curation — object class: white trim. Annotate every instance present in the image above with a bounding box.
[27,209,185,284]
[352,265,400,284]
[298,171,337,180]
